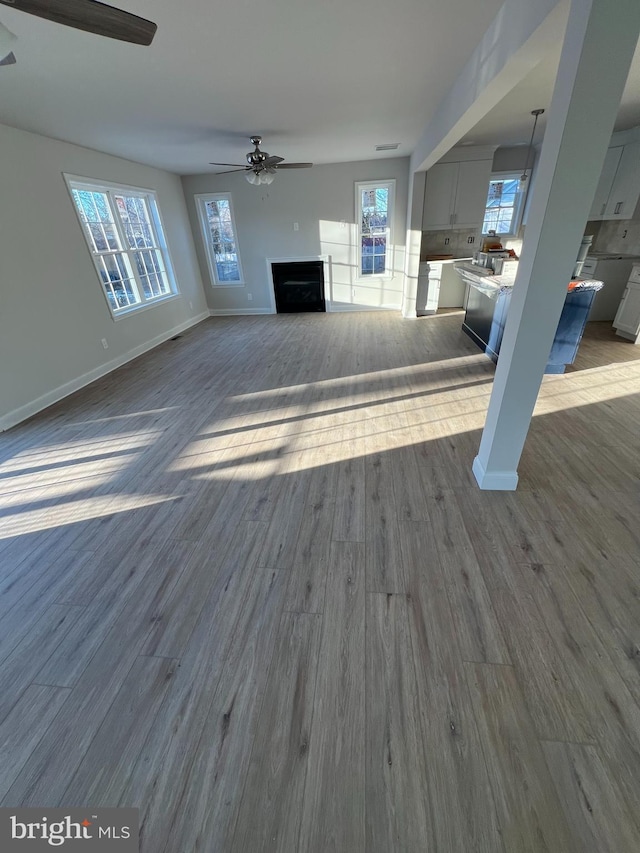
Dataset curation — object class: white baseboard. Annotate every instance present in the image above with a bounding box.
[209,305,398,316]
[328,304,400,313]
[209,307,272,316]
[472,456,519,491]
[0,311,210,432]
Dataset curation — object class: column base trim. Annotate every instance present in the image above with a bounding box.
[472,456,519,491]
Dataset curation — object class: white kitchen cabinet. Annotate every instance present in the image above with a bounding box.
[629,264,640,284]
[421,163,458,229]
[581,256,640,321]
[455,160,494,228]
[422,159,492,230]
[416,261,467,315]
[588,146,622,219]
[613,279,640,342]
[589,141,640,221]
[416,261,440,315]
[604,142,640,219]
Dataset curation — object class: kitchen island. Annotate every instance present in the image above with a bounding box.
[454,262,604,373]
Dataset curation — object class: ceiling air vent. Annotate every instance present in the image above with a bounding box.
[375,143,400,151]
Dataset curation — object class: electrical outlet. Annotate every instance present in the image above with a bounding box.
[247,292,253,301]
[444,237,450,245]
[467,236,475,244]
[101,338,108,350]
[293,222,299,231]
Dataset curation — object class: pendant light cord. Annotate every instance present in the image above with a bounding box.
[521,108,545,219]
[522,109,545,182]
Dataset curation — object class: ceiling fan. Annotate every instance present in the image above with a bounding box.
[0,0,157,66]
[210,136,313,185]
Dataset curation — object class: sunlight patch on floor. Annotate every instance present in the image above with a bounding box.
[0,431,160,472]
[0,457,136,497]
[63,407,179,427]
[227,356,490,402]
[0,493,181,539]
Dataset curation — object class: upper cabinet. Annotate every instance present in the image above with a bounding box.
[589,146,623,219]
[422,163,458,229]
[422,156,493,231]
[455,161,494,228]
[604,142,640,219]
[589,132,640,221]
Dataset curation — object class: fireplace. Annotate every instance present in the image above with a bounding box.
[271,260,325,313]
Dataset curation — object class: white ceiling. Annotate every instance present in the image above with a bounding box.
[0,0,505,173]
[0,1,638,174]
[460,33,640,148]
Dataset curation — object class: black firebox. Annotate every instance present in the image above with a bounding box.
[271,260,325,313]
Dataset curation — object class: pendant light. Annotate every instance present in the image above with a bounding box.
[518,108,545,192]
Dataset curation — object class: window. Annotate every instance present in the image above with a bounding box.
[66,176,177,317]
[482,173,525,236]
[356,180,395,277]
[195,193,243,286]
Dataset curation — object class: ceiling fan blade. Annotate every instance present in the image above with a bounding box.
[0,51,16,65]
[208,162,248,168]
[276,162,313,169]
[213,168,248,175]
[262,155,284,167]
[0,0,158,45]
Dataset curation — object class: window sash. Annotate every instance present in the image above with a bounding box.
[356,181,394,278]
[195,193,244,286]
[482,175,524,236]
[67,177,176,317]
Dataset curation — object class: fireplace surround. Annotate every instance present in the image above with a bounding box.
[270,260,326,313]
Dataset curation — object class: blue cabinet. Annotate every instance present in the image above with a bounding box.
[546,290,598,373]
[462,286,600,373]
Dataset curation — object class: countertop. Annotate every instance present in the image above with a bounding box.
[454,261,603,298]
[453,261,518,295]
[586,252,640,261]
[422,255,473,264]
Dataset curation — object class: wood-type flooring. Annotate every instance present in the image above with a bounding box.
[1,311,639,852]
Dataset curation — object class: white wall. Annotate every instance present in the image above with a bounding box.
[410,0,565,172]
[182,157,410,314]
[492,146,530,172]
[0,123,208,430]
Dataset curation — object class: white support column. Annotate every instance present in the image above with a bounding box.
[473,0,640,490]
[402,170,426,318]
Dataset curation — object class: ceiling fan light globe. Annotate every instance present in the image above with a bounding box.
[262,172,275,185]
[245,171,260,185]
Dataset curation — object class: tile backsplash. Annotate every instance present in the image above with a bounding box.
[420,227,525,260]
[419,217,640,261]
[420,228,479,259]
[587,219,640,255]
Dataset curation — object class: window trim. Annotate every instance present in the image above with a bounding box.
[355,179,395,281]
[64,174,179,320]
[195,192,245,287]
[481,171,525,238]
